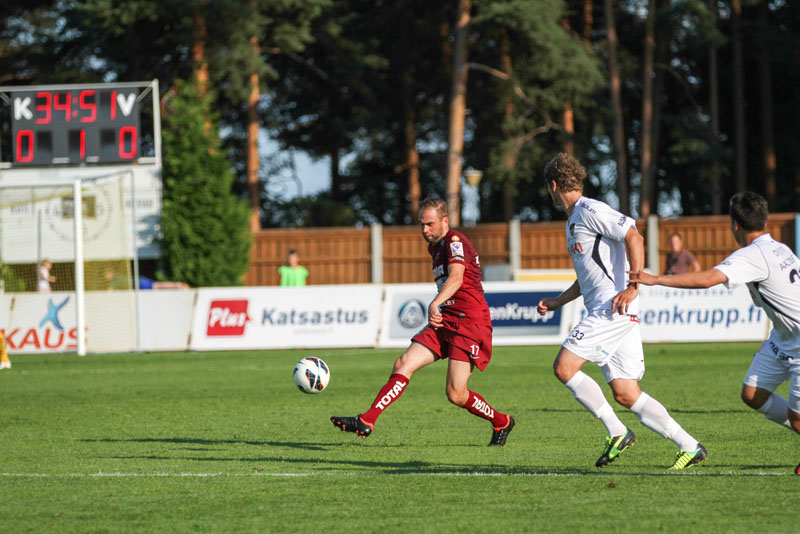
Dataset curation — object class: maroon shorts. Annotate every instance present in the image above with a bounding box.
[411,321,493,371]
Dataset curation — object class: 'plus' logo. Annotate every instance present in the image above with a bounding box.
[206,300,250,336]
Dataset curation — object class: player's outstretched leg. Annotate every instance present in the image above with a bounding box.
[488,416,515,446]
[595,428,637,467]
[331,373,410,439]
[330,414,374,438]
[668,443,708,470]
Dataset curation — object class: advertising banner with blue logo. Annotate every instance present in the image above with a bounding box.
[378,282,580,348]
[0,291,138,353]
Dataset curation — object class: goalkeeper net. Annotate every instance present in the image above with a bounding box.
[0,172,139,354]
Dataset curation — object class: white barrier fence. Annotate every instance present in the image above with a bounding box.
[0,281,770,353]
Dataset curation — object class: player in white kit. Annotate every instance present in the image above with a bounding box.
[537,153,706,469]
[630,191,800,474]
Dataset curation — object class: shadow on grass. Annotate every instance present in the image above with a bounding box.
[81,437,351,451]
[89,452,794,476]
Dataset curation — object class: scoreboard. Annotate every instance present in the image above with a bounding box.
[0,80,162,259]
[9,85,142,166]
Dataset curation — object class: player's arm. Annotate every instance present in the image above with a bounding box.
[628,267,728,289]
[611,225,644,314]
[537,280,581,315]
[428,262,465,328]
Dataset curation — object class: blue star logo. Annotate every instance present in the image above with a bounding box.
[39,297,69,331]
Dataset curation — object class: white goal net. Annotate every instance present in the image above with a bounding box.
[0,172,139,354]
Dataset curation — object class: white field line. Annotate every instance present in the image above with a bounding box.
[0,470,792,478]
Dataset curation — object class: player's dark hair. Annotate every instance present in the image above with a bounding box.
[543,153,586,192]
[729,191,768,231]
[419,197,448,219]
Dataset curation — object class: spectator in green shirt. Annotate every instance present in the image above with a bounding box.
[278,249,309,287]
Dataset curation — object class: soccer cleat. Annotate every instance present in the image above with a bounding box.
[488,416,515,446]
[0,360,10,370]
[595,428,637,467]
[668,443,708,470]
[331,414,373,438]
[794,462,799,475]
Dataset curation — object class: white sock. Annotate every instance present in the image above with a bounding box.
[629,392,699,451]
[565,371,627,436]
[757,394,791,428]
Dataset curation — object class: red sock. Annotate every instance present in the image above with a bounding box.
[464,391,509,429]
[360,374,409,425]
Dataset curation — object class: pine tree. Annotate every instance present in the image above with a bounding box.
[161,79,252,287]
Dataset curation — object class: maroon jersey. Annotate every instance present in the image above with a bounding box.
[429,229,491,325]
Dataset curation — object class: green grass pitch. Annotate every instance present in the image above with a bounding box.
[0,342,797,533]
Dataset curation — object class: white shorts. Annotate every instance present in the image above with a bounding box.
[743,337,800,413]
[561,309,645,383]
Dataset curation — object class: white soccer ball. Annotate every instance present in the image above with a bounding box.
[292,357,330,394]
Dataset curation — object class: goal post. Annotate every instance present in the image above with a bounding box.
[0,171,139,355]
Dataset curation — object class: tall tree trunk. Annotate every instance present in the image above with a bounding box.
[559,18,575,158]
[445,0,471,227]
[758,1,776,206]
[400,24,421,224]
[583,0,593,40]
[330,149,341,201]
[192,1,212,141]
[405,111,421,223]
[708,0,722,214]
[731,0,747,192]
[562,103,575,157]
[650,0,668,216]
[500,27,517,221]
[192,8,209,96]
[604,0,629,213]
[247,36,262,232]
[639,0,656,217]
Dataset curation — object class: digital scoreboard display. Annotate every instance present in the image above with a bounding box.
[10,87,141,166]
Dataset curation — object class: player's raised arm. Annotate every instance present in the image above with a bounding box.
[627,268,728,289]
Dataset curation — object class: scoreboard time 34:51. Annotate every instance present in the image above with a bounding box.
[9,85,141,166]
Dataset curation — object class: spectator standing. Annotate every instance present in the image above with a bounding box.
[278,250,309,287]
[665,232,701,274]
[38,259,55,293]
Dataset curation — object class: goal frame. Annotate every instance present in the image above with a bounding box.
[0,171,140,355]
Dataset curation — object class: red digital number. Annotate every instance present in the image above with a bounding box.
[79,129,86,159]
[35,92,51,124]
[16,130,34,162]
[54,92,72,122]
[119,126,137,159]
[79,90,96,123]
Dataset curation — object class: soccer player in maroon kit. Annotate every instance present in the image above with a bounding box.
[331,197,515,445]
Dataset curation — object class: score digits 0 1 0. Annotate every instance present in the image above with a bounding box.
[10,86,141,166]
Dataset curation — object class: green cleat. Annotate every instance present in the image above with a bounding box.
[595,429,637,467]
[668,443,708,470]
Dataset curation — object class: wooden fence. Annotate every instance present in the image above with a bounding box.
[247,213,797,286]
[246,227,371,286]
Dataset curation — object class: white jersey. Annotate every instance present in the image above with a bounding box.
[714,234,800,354]
[566,196,638,314]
